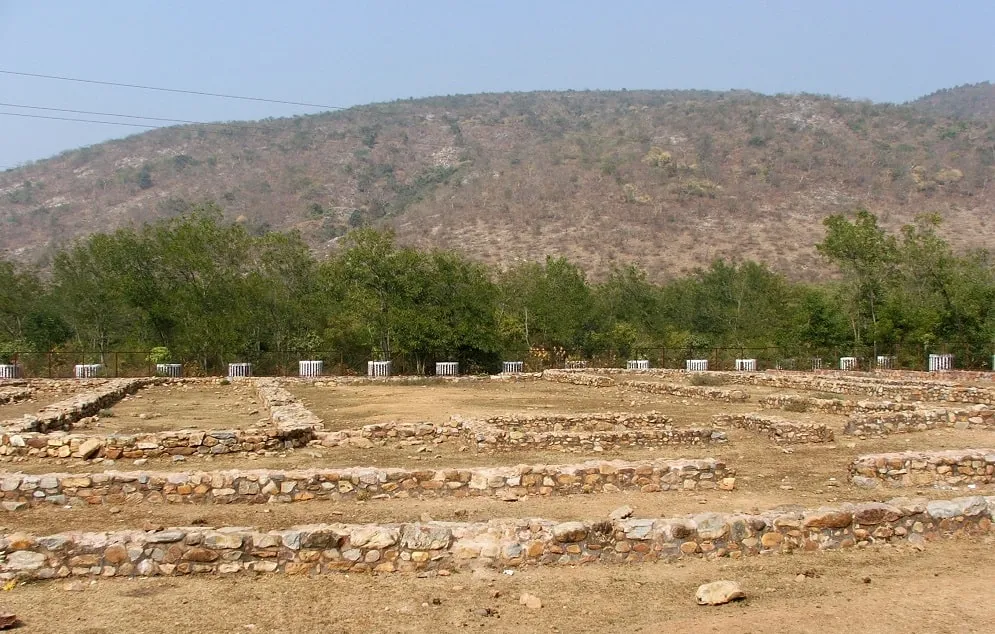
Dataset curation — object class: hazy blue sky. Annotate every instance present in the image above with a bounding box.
[1,0,993,167]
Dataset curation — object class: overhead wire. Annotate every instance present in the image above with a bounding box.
[0,110,158,128]
[0,69,633,167]
[0,101,202,125]
[0,69,345,110]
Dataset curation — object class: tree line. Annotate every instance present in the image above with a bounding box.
[1,203,993,373]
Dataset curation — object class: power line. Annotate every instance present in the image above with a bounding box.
[0,101,201,125]
[0,111,157,128]
[0,69,345,110]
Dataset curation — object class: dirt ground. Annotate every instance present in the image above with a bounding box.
[3,376,995,633]
[1,537,993,633]
[91,383,266,434]
[288,380,770,429]
[0,393,71,421]
[5,423,993,536]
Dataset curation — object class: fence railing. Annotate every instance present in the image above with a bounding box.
[2,344,994,379]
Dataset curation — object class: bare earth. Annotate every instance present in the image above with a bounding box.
[2,376,995,632]
[93,383,266,433]
[1,538,993,633]
[0,394,70,421]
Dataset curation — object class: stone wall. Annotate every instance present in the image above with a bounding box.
[482,412,673,433]
[253,378,323,431]
[712,413,835,443]
[585,367,995,404]
[0,426,315,460]
[541,370,616,388]
[297,374,543,388]
[0,378,156,434]
[620,380,749,403]
[316,413,727,453]
[844,405,995,437]
[2,495,991,579]
[850,450,995,488]
[0,388,32,406]
[0,378,327,460]
[0,457,731,510]
[722,371,995,404]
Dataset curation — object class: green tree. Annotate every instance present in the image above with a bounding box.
[816,209,898,348]
[498,257,595,353]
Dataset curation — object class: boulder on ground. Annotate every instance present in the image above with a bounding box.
[695,580,746,605]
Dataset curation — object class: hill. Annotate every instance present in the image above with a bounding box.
[2,89,994,281]
[909,82,995,120]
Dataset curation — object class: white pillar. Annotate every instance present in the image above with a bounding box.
[74,364,103,378]
[928,354,953,372]
[686,359,708,372]
[875,356,895,369]
[839,357,857,371]
[502,361,524,373]
[626,360,650,370]
[0,364,21,379]
[812,357,824,370]
[155,363,182,377]
[367,360,391,378]
[299,360,323,377]
[735,358,757,371]
[436,361,459,376]
[227,363,252,378]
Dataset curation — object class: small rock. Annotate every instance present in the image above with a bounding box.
[109,506,121,515]
[77,438,103,460]
[63,581,87,592]
[718,477,736,491]
[519,593,542,609]
[133,458,148,466]
[695,580,745,606]
[862,576,872,584]
[609,505,634,521]
[419,513,434,522]
[172,455,186,463]
[552,521,587,543]
[0,610,15,630]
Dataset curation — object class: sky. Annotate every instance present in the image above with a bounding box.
[1,0,993,168]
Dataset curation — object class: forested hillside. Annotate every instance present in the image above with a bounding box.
[2,88,995,280]
[2,208,993,373]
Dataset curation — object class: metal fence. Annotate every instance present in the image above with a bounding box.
[3,343,993,378]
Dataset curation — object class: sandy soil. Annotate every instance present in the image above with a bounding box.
[90,383,266,433]
[1,537,993,633]
[2,377,995,633]
[288,380,776,429]
[4,424,994,535]
[0,394,72,421]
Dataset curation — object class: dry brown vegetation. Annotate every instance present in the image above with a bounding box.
[2,86,995,280]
